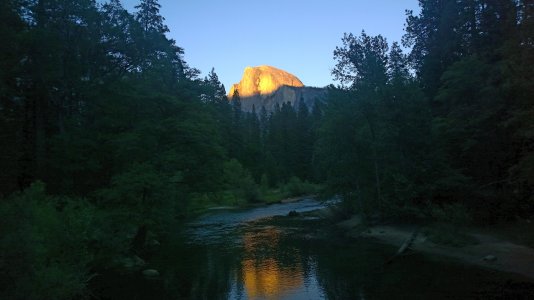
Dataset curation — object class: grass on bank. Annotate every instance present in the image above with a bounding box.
[187,175,321,215]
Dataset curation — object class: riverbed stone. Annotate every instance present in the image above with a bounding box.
[120,255,146,271]
[143,269,160,277]
[148,239,161,248]
[483,255,497,262]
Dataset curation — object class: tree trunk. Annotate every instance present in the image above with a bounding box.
[372,146,382,211]
[364,114,382,212]
[34,94,46,181]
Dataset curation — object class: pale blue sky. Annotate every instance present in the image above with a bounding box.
[118,0,420,90]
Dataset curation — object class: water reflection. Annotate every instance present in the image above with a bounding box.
[240,227,305,299]
[94,199,534,300]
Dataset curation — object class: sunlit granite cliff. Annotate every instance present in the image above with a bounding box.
[228,65,326,112]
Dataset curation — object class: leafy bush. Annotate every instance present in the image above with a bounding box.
[280,177,319,198]
[222,159,260,203]
[0,182,96,299]
[260,174,270,195]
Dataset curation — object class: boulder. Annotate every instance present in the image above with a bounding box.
[142,269,160,277]
[121,255,146,271]
[483,255,497,262]
[288,210,299,217]
[148,239,161,248]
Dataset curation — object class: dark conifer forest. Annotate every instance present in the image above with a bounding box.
[0,0,532,298]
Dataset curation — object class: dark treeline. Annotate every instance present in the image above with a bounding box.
[319,0,533,223]
[0,0,532,299]
[232,96,323,187]
[0,0,320,298]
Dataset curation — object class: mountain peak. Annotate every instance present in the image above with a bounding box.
[229,65,304,99]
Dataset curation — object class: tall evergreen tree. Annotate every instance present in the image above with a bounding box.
[295,98,312,180]
[135,0,168,33]
[229,89,243,159]
[242,106,262,178]
[333,31,389,89]
[0,0,27,194]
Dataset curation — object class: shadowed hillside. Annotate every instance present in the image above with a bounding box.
[236,85,326,112]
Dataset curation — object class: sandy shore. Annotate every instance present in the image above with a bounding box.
[346,222,534,280]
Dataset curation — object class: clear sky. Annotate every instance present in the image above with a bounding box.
[119,0,420,90]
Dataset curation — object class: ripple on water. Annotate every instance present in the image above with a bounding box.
[185,198,335,245]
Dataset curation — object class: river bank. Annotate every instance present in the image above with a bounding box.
[304,206,534,281]
[358,223,534,280]
[194,195,534,282]
[91,197,534,299]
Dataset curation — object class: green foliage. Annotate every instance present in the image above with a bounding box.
[259,173,271,198]
[0,1,258,296]
[0,182,95,299]
[333,31,389,88]
[0,0,532,296]
[222,159,260,203]
[280,176,319,198]
[319,32,444,218]
[321,0,534,222]
[107,163,162,204]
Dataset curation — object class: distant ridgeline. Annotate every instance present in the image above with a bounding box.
[228,65,326,112]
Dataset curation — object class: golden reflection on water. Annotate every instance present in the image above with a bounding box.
[241,227,304,299]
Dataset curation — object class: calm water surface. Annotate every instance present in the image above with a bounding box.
[94,198,534,299]
[185,198,334,299]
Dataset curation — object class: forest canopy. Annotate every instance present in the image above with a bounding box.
[0,0,532,299]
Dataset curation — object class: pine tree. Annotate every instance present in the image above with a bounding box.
[101,0,140,75]
[135,0,168,33]
[0,0,27,194]
[387,42,410,83]
[243,106,262,179]
[295,97,312,180]
[259,105,269,142]
[333,31,389,89]
[229,89,243,159]
[204,67,227,104]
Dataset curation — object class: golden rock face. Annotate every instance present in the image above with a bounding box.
[229,65,304,98]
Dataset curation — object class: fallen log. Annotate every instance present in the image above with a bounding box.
[385,228,419,265]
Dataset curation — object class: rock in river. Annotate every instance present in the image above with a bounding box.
[142,269,160,277]
[483,255,497,262]
[288,210,299,217]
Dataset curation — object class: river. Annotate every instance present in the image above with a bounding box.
[94,197,534,299]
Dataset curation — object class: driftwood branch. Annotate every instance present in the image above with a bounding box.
[385,229,419,265]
